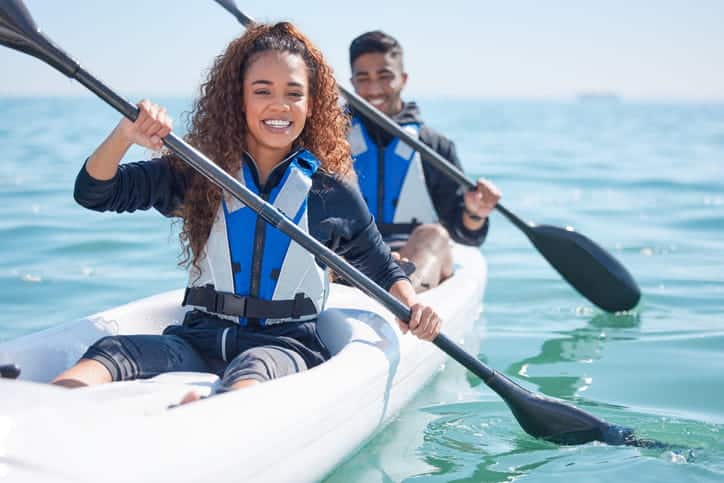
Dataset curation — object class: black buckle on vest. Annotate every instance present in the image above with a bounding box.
[183,285,247,315]
[216,292,246,315]
[183,285,316,320]
[292,293,304,319]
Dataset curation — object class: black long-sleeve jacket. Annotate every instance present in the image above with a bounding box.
[74,153,407,290]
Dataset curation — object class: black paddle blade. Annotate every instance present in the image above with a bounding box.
[486,370,636,445]
[528,225,640,312]
[0,0,78,76]
[213,0,255,27]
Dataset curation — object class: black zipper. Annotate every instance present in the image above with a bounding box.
[240,151,301,325]
[248,188,270,326]
[374,131,385,222]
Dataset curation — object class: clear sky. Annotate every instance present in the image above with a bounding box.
[1,0,723,101]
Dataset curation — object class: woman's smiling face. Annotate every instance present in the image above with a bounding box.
[242,50,311,158]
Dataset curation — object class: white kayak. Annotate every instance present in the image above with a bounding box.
[0,243,486,483]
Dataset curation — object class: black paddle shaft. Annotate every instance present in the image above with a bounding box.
[0,0,644,445]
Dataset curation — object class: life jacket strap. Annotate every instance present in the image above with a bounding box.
[182,285,317,320]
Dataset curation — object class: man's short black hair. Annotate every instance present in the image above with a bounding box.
[349,30,404,68]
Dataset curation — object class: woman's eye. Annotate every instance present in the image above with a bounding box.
[253,89,270,95]
[288,92,304,98]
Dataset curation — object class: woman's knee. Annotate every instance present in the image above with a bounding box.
[81,335,137,382]
[220,346,306,390]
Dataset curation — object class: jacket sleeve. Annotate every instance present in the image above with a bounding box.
[420,127,489,246]
[310,175,408,290]
[73,157,186,217]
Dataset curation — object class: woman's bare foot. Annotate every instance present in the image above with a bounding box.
[167,391,204,409]
[179,391,202,405]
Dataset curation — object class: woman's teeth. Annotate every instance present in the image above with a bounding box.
[264,120,291,128]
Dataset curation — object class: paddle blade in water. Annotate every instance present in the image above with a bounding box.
[527,224,640,312]
[0,0,78,76]
[485,370,637,445]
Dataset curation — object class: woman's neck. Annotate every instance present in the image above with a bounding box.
[245,137,293,186]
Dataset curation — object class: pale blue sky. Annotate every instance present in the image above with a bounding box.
[1,0,723,100]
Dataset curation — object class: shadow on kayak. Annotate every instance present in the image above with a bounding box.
[318,308,400,425]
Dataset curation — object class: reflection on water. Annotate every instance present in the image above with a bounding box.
[505,313,640,399]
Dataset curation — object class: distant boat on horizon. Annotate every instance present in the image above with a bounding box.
[577,91,621,102]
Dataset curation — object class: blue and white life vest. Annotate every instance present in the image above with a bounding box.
[185,150,328,326]
[348,116,438,235]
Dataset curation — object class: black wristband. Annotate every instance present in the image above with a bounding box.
[463,206,484,222]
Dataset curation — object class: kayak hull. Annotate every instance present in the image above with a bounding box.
[0,244,486,482]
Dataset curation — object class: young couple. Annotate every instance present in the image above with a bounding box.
[53,24,501,403]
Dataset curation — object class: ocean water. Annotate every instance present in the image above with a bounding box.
[1,97,723,482]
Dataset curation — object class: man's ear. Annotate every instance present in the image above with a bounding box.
[401,72,409,87]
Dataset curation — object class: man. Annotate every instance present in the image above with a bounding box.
[348,30,501,291]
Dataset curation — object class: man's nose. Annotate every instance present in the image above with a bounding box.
[367,80,384,95]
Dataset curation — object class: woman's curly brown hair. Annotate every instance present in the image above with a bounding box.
[168,22,352,273]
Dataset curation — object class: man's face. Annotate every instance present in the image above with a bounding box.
[350,52,408,117]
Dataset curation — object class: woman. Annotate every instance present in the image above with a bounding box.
[52,22,442,400]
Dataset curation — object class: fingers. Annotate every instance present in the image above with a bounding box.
[476,178,501,207]
[405,303,422,335]
[133,99,173,150]
[463,178,502,219]
[399,304,442,341]
[464,188,483,208]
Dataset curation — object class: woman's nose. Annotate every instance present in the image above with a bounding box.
[269,96,291,111]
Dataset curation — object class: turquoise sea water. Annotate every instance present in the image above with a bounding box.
[1,97,723,482]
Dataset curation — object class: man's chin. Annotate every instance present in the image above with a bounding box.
[380,102,402,117]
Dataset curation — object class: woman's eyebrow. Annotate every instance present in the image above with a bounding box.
[250,79,304,88]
